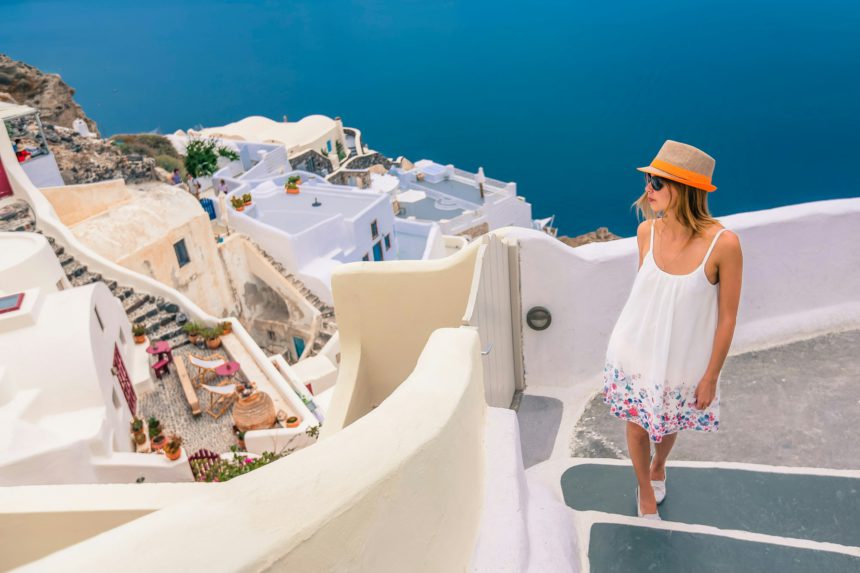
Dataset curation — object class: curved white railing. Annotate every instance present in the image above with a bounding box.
[16,327,487,572]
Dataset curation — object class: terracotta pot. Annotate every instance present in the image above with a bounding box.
[221,323,232,334]
[133,431,147,445]
[188,334,200,344]
[206,337,222,349]
[286,416,301,428]
[235,204,244,212]
[165,447,182,461]
[243,198,252,206]
[134,334,146,344]
[151,435,166,451]
[287,187,299,195]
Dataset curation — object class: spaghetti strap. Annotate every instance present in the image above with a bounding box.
[649,219,655,255]
[702,228,728,267]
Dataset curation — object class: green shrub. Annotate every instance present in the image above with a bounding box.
[155,154,182,174]
[111,134,180,159]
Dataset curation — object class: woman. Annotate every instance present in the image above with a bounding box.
[602,140,743,520]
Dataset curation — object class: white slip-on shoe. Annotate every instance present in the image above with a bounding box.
[649,455,667,504]
[635,486,661,520]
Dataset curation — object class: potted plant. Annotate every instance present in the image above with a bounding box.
[164,435,183,461]
[286,180,299,195]
[147,416,162,439]
[182,322,201,344]
[204,327,222,349]
[151,434,166,452]
[242,192,252,206]
[286,415,301,428]
[219,321,232,335]
[131,417,147,445]
[231,196,245,212]
[132,324,147,344]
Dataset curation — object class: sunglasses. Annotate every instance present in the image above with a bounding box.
[645,173,665,191]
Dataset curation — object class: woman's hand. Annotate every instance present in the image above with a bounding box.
[693,375,718,410]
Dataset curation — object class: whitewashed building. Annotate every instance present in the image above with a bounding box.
[0,232,191,486]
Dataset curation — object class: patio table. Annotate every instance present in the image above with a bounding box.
[146,340,173,363]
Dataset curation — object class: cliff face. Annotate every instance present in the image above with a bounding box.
[0,53,99,136]
[1,54,159,184]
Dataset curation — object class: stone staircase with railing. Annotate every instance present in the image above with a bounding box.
[0,199,191,349]
[244,239,337,357]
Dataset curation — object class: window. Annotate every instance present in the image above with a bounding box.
[0,293,25,315]
[384,233,391,250]
[268,330,277,341]
[174,239,190,268]
[362,253,370,261]
[373,241,383,262]
[94,305,104,331]
[370,219,379,239]
[326,140,332,152]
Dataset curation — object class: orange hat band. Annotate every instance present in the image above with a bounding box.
[651,159,713,188]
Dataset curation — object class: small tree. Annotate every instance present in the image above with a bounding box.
[184,137,239,178]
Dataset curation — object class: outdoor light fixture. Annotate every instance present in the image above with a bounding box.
[526,306,552,331]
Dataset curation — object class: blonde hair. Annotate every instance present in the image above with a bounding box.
[632,179,720,236]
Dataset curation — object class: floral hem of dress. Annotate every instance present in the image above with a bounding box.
[602,398,719,443]
[602,361,719,443]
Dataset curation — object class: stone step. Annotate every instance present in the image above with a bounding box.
[150,321,184,341]
[105,279,118,292]
[52,243,65,256]
[114,286,134,301]
[164,334,190,350]
[58,252,75,267]
[561,463,860,547]
[122,293,149,314]
[65,262,88,278]
[70,271,102,288]
[0,202,30,222]
[129,303,159,324]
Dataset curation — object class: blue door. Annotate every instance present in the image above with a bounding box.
[293,336,306,359]
[372,241,384,261]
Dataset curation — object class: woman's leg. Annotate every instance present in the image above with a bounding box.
[625,421,656,514]
[650,431,678,481]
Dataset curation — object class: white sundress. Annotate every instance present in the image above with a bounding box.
[603,218,729,443]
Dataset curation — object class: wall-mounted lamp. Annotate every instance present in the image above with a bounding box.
[526,306,552,331]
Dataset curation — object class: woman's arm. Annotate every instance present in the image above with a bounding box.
[694,231,743,409]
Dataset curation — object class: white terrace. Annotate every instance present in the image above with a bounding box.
[2,195,858,570]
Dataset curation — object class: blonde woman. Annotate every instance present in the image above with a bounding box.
[602,140,744,520]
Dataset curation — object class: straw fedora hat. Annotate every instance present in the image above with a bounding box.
[637,140,717,192]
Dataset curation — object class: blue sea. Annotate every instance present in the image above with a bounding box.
[4,0,859,237]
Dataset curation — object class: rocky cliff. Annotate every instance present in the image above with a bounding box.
[1,53,158,184]
[0,53,99,135]
[557,226,620,248]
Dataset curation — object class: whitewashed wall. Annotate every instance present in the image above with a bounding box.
[13,328,487,573]
[499,197,860,391]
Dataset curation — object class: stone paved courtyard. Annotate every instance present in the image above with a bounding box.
[569,329,860,470]
[138,344,241,455]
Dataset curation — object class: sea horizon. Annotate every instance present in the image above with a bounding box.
[3,0,859,237]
